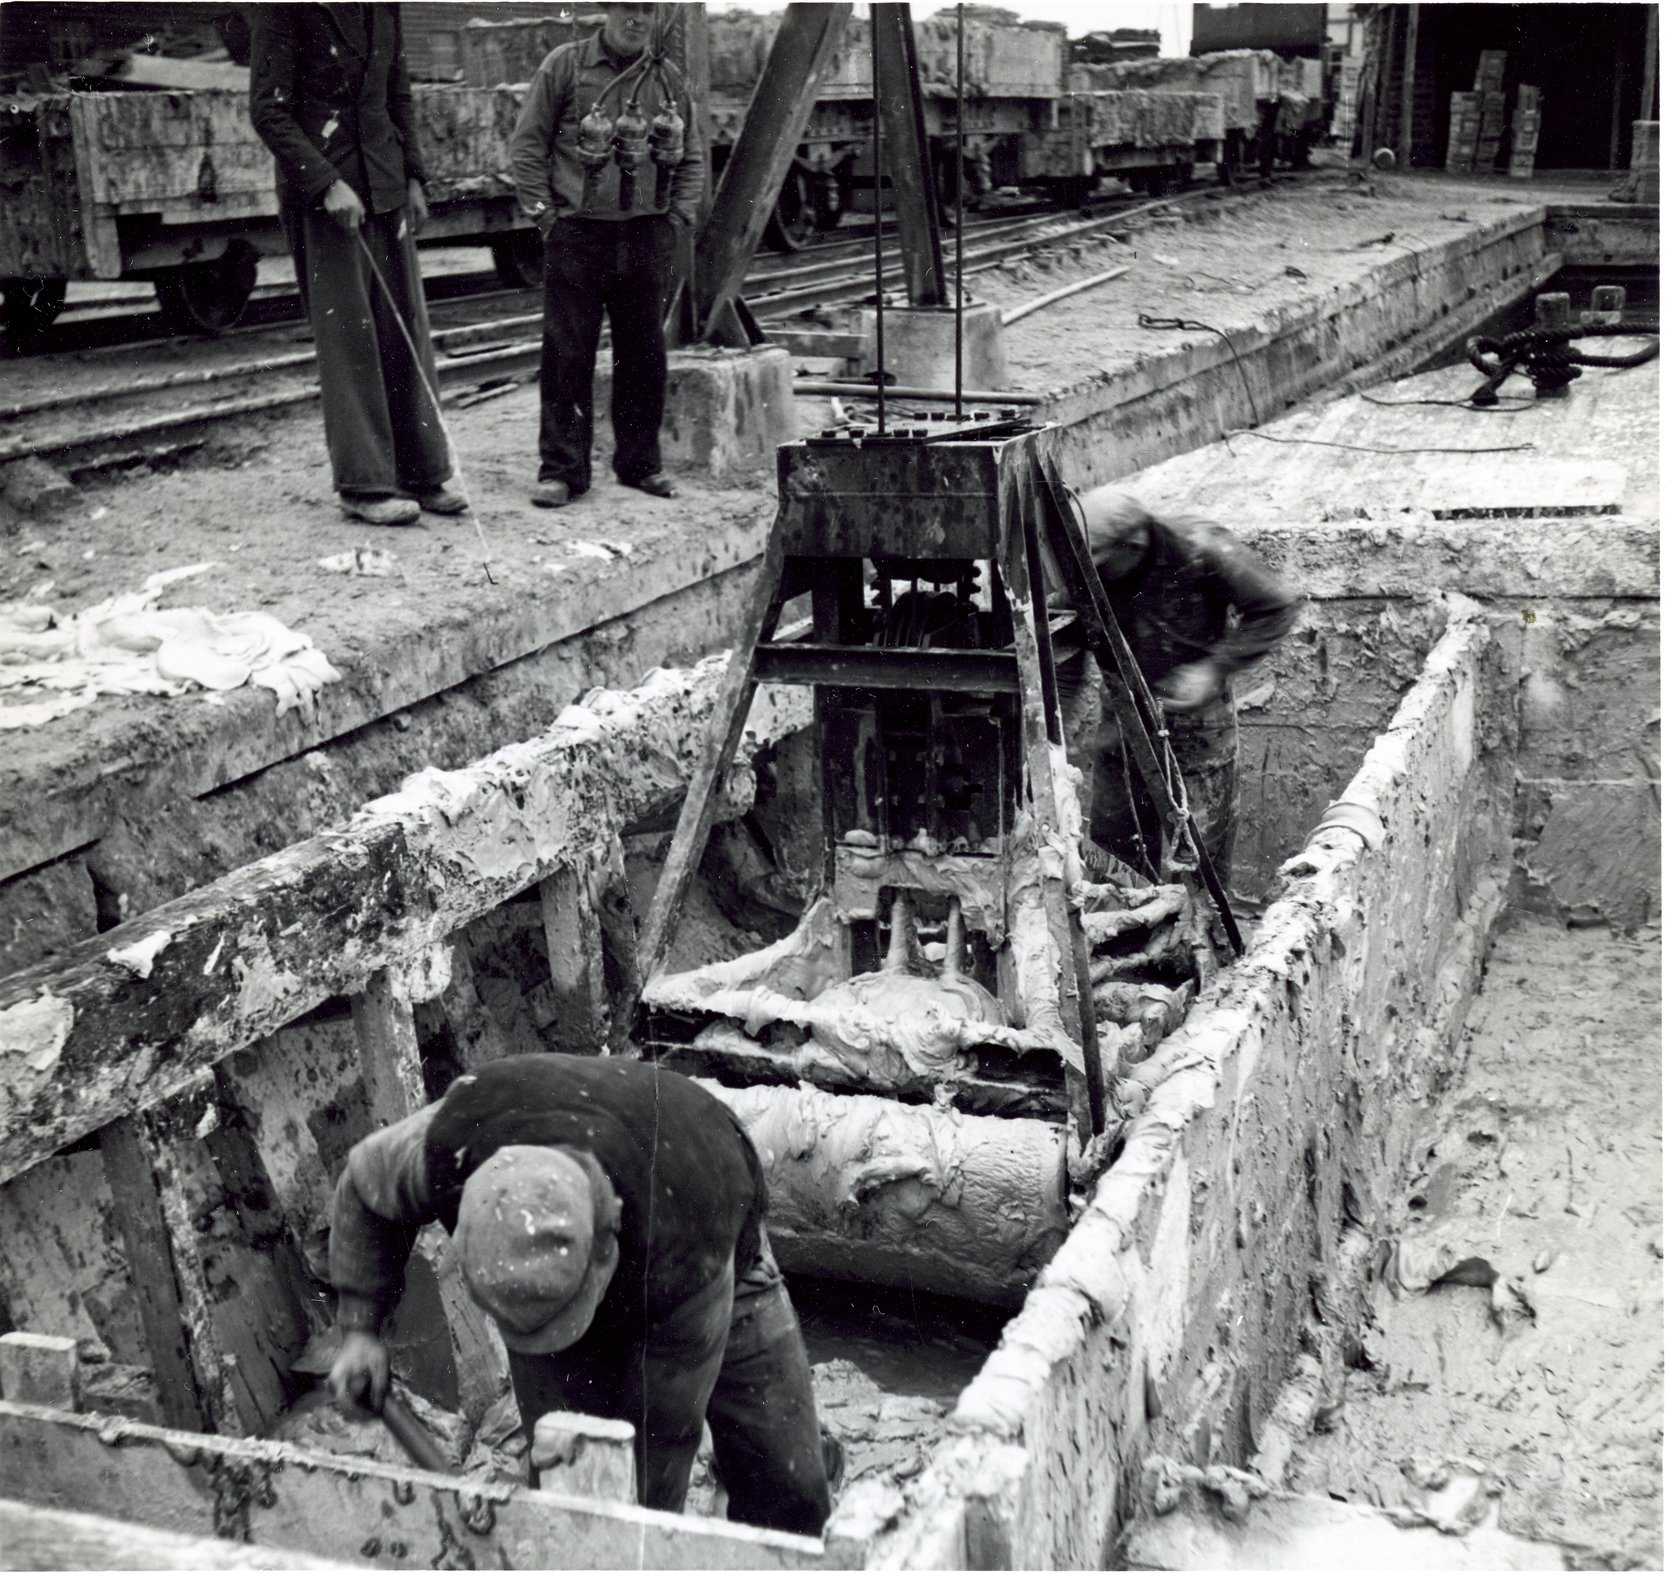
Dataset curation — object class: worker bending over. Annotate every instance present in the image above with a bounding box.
[1066,486,1300,880]
[326,1054,830,1535]
[509,3,705,509]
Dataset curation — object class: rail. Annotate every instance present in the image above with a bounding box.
[2,176,1275,472]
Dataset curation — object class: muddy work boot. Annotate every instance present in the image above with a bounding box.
[340,494,420,526]
[623,473,677,499]
[531,479,573,509]
[414,481,469,516]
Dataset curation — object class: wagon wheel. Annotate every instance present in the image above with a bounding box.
[491,230,545,289]
[811,168,846,232]
[1,276,68,337]
[764,166,817,253]
[154,246,259,334]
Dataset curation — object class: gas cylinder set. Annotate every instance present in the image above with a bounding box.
[575,21,687,212]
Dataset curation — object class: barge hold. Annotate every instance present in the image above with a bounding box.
[0,6,1659,1556]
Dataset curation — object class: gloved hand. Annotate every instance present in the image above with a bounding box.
[1155,659,1221,713]
[327,1328,390,1412]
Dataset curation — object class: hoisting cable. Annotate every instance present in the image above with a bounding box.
[1138,312,1262,428]
[870,3,887,434]
[1465,317,1659,404]
[953,2,965,420]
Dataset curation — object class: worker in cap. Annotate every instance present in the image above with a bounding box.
[508,2,704,509]
[326,1054,832,1534]
[1062,485,1300,882]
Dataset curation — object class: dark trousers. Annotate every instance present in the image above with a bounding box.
[506,1236,830,1537]
[538,215,676,492]
[281,202,450,499]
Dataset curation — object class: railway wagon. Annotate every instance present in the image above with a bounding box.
[0,5,1229,333]
[0,79,543,335]
[1069,49,1327,180]
[707,8,1224,246]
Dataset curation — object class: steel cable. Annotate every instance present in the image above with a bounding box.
[353,227,496,582]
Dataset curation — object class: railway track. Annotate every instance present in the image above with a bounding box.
[0,177,1266,476]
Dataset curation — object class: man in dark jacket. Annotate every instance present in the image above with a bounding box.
[508,3,706,509]
[326,1054,832,1536]
[1065,486,1300,881]
[249,4,465,526]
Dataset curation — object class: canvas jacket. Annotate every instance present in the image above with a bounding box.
[1097,513,1300,697]
[509,30,706,226]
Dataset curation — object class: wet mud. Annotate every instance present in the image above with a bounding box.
[1287,915,1663,1567]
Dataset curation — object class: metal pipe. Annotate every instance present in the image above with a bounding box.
[794,378,1043,404]
[954,2,965,419]
[870,3,887,433]
[1000,264,1131,327]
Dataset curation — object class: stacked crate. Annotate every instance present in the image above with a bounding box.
[1474,50,1508,170]
[1445,91,1482,173]
[1626,119,1659,204]
[1509,84,1542,179]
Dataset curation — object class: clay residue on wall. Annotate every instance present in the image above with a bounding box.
[865,603,1508,1569]
[1286,916,1663,1567]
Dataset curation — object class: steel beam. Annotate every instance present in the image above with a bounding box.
[873,2,948,306]
[691,3,853,344]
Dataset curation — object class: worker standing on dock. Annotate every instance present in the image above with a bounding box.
[325,1054,833,1535]
[248,5,467,527]
[1068,486,1300,880]
[509,3,704,509]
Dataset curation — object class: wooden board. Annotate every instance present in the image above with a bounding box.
[0,1402,829,1571]
[0,1495,358,1571]
[0,656,808,1187]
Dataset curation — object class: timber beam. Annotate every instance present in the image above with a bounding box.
[0,1401,827,1570]
[872,2,947,307]
[0,660,810,1186]
[692,3,853,343]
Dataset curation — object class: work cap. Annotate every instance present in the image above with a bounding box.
[1077,485,1152,566]
[454,1146,620,1355]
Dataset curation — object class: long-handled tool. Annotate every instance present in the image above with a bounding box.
[352,226,498,585]
[290,1327,453,1475]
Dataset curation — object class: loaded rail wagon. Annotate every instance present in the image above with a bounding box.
[1190,0,1337,166]
[1070,49,1327,180]
[708,8,1224,246]
[0,4,1232,334]
[0,79,542,334]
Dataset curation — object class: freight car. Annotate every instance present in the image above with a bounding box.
[0,79,546,333]
[1189,0,1337,169]
[705,8,1224,248]
[0,4,1229,334]
[1071,48,1326,183]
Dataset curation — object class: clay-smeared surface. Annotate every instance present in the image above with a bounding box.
[1287,916,1663,1567]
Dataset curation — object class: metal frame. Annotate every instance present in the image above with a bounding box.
[636,421,1243,1143]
